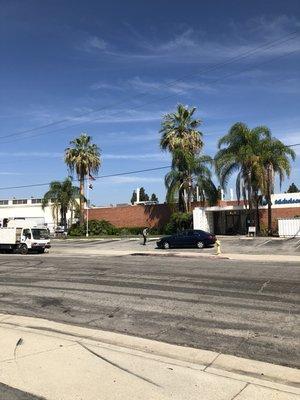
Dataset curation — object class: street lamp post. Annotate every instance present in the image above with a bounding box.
[86,177,89,237]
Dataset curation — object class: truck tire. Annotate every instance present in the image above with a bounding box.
[19,244,28,255]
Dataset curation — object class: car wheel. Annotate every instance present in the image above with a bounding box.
[163,241,170,249]
[196,241,204,249]
[19,244,28,255]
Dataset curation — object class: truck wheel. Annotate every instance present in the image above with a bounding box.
[19,244,28,255]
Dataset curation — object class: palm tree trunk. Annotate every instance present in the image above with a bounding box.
[178,179,185,212]
[79,176,85,225]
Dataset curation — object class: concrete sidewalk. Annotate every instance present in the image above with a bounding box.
[0,314,299,400]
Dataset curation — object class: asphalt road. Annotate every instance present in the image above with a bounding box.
[0,383,45,400]
[0,254,299,369]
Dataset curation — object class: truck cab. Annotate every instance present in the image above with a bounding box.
[21,227,51,254]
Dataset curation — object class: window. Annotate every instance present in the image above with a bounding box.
[31,199,42,204]
[12,199,28,205]
[0,200,8,205]
[23,229,31,239]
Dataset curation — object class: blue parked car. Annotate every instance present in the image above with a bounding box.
[157,229,216,249]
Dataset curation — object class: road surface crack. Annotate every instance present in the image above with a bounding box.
[77,341,160,387]
[258,280,270,293]
[230,383,249,399]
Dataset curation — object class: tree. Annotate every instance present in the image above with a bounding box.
[160,104,204,211]
[215,122,271,231]
[150,193,158,202]
[160,104,203,154]
[64,134,101,224]
[42,178,81,228]
[286,183,299,193]
[165,150,217,212]
[260,138,296,235]
[130,187,150,204]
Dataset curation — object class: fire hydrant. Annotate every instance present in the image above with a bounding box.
[216,239,221,255]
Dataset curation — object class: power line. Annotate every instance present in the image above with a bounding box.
[3,46,298,145]
[0,165,171,191]
[1,46,297,144]
[1,30,298,142]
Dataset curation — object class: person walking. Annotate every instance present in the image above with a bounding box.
[142,227,149,245]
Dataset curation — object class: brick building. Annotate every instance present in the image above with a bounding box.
[87,192,300,234]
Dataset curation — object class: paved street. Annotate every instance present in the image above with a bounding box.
[0,383,44,400]
[0,253,299,369]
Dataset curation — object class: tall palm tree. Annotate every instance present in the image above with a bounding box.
[160,104,203,154]
[260,138,296,235]
[42,178,81,229]
[160,105,203,211]
[215,122,271,231]
[64,134,101,224]
[165,150,217,212]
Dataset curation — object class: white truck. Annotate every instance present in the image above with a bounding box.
[0,220,51,254]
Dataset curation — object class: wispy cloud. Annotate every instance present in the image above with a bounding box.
[70,108,165,124]
[80,17,300,64]
[95,130,159,144]
[0,172,24,175]
[102,176,164,184]
[103,153,169,161]
[0,151,61,158]
[79,35,107,52]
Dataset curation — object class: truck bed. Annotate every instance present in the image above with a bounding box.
[0,228,22,244]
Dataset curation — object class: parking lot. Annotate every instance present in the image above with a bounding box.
[51,235,300,256]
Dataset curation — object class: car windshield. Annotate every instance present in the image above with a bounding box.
[32,229,50,240]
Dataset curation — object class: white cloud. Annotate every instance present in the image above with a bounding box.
[103,153,169,161]
[102,176,163,184]
[80,36,107,52]
[0,152,61,158]
[126,76,217,95]
[82,17,300,64]
[70,108,165,124]
[0,172,24,175]
[96,130,159,144]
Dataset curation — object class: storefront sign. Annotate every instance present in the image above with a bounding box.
[274,198,300,205]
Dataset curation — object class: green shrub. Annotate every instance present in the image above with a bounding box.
[118,227,143,236]
[68,219,118,236]
[163,212,192,235]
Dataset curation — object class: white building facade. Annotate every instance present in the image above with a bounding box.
[0,198,74,232]
[193,192,300,236]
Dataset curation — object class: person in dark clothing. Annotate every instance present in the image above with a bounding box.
[142,227,149,245]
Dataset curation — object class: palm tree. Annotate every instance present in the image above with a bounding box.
[260,138,296,235]
[165,150,217,212]
[42,178,81,229]
[160,104,203,154]
[160,105,203,211]
[215,122,271,231]
[64,134,101,224]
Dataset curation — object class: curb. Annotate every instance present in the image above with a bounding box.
[131,252,230,260]
[0,313,299,395]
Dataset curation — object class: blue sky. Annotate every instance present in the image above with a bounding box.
[0,0,299,205]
